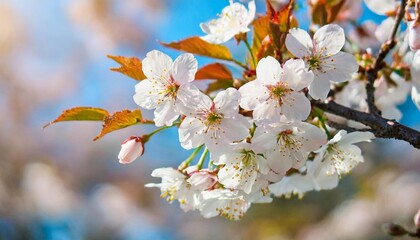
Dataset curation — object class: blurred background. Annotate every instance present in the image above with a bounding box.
[0,0,419,239]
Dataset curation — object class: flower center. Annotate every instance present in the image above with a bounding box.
[205,112,223,126]
[267,82,291,105]
[164,75,179,99]
[240,149,255,167]
[308,56,321,70]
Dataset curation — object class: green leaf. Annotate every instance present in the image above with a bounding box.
[94,109,143,141]
[161,37,233,61]
[195,63,233,81]
[44,107,109,128]
[107,55,146,81]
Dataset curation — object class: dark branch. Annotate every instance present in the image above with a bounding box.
[365,0,407,114]
[312,100,420,149]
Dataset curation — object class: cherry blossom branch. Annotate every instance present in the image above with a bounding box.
[365,0,407,114]
[312,100,420,149]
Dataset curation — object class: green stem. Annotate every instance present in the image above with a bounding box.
[143,121,179,142]
[179,145,204,170]
[244,39,256,68]
[320,120,331,139]
[197,147,209,170]
[232,59,249,70]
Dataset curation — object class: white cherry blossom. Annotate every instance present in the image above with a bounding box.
[200,0,256,44]
[133,50,199,127]
[252,122,327,175]
[199,189,250,220]
[239,57,314,124]
[314,130,375,176]
[215,142,269,194]
[179,88,252,152]
[145,167,198,211]
[285,24,359,100]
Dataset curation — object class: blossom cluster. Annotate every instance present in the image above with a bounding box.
[114,0,420,220]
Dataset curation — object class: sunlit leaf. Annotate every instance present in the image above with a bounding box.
[44,107,109,128]
[94,109,143,141]
[264,0,296,55]
[108,55,146,81]
[252,16,270,63]
[161,37,233,61]
[195,63,233,81]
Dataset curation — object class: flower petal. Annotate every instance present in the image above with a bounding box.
[285,28,313,58]
[214,88,241,118]
[308,76,331,100]
[179,117,206,149]
[133,79,162,109]
[283,59,314,91]
[338,131,375,146]
[314,24,345,56]
[142,50,173,84]
[364,0,396,15]
[220,116,251,142]
[153,100,179,127]
[239,80,269,110]
[281,92,311,122]
[171,53,198,85]
[256,56,283,85]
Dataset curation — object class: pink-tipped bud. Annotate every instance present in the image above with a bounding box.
[187,170,217,190]
[409,21,420,51]
[118,136,144,164]
[415,210,420,228]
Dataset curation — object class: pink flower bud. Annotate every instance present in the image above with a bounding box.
[118,136,144,164]
[187,170,217,190]
[415,210,420,228]
[409,21,420,51]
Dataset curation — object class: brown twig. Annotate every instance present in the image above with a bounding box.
[365,0,407,114]
[312,100,420,149]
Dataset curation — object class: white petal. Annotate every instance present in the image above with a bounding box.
[182,91,213,117]
[239,80,269,110]
[179,117,206,149]
[283,59,314,91]
[253,99,282,125]
[142,50,172,84]
[266,150,293,176]
[133,79,162,109]
[246,1,256,25]
[314,24,345,56]
[214,88,241,118]
[153,100,179,127]
[308,76,331,100]
[320,52,359,83]
[333,144,364,174]
[176,83,200,109]
[307,161,339,190]
[338,131,375,146]
[171,53,198,85]
[256,56,283,85]
[375,17,396,43]
[285,28,313,58]
[281,92,311,122]
[220,116,251,142]
[297,123,328,152]
[412,83,420,111]
[364,0,396,15]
